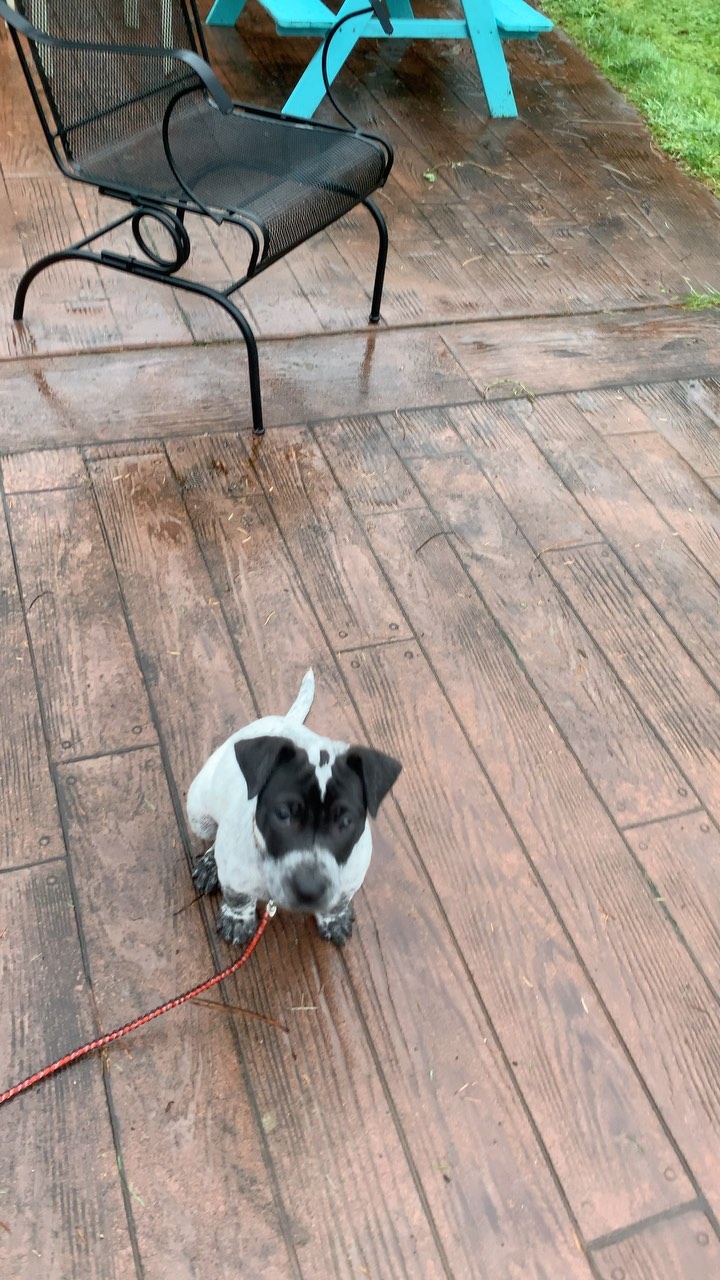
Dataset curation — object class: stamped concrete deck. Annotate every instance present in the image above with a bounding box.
[1,4,720,1278]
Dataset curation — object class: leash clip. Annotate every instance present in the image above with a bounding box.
[266,899,277,918]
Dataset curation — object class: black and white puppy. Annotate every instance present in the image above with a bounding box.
[187,670,401,947]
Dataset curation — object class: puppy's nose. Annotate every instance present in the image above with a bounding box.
[291,866,328,907]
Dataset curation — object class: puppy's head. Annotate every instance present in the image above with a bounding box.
[234,736,401,914]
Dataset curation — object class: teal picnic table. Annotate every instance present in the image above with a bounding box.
[205,0,553,119]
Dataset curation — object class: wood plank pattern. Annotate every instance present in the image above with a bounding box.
[247,425,411,648]
[2,445,87,493]
[572,383,720,479]
[0,173,26,275]
[570,387,663,438]
[166,432,352,717]
[368,41,651,313]
[443,309,720,401]
[0,504,64,868]
[4,5,720,1269]
[3,176,120,354]
[547,545,720,842]
[56,748,295,1280]
[686,378,720,440]
[0,32,58,178]
[284,234,372,333]
[169,430,594,1275]
[517,394,720,694]
[338,640,692,1239]
[0,328,477,452]
[87,447,448,1278]
[625,813,720,992]
[629,383,720,477]
[606,431,720,589]
[638,382,720,477]
[0,863,134,1279]
[424,453,693,826]
[87,449,256,776]
[0,1,716,359]
[353,504,720,1221]
[7,484,155,761]
[72,187,191,349]
[593,1210,720,1279]
[321,411,697,826]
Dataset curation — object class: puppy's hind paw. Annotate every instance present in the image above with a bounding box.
[316,902,355,946]
[217,899,258,948]
[193,847,220,895]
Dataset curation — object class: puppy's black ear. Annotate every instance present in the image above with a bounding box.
[234,736,296,799]
[347,747,402,818]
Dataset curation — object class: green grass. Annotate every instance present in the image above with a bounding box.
[680,286,720,309]
[541,0,720,194]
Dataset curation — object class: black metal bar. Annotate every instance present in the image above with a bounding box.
[57,75,193,142]
[0,3,234,113]
[159,87,266,270]
[13,246,265,436]
[321,6,374,130]
[5,27,65,172]
[65,211,136,252]
[186,0,211,61]
[363,198,388,322]
[13,249,87,321]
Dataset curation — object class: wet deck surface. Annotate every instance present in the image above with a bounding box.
[2,5,720,1278]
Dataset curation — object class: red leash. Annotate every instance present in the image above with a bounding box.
[0,902,275,1109]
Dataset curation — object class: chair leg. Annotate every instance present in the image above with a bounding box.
[362,198,389,324]
[13,248,265,436]
[181,284,265,437]
[14,250,91,321]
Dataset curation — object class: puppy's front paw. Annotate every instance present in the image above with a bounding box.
[316,902,355,946]
[193,847,219,896]
[217,899,258,948]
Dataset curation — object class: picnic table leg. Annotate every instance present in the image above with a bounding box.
[282,2,373,117]
[460,0,517,116]
[206,0,247,25]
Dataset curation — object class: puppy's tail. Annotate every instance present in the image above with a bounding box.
[287,668,315,724]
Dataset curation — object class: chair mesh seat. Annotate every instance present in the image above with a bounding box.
[72,93,388,262]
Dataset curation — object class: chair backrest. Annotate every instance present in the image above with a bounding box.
[7,1,209,172]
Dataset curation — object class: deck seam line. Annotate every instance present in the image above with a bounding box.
[2,481,88,496]
[3,372,720,457]
[0,852,67,877]
[0,296,698,367]
[334,633,415,655]
[620,805,705,833]
[587,1197,705,1252]
[53,740,160,766]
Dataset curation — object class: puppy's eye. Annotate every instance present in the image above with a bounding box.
[274,804,292,823]
[337,812,354,831]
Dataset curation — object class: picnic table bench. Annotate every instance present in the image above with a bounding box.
[206,0,553,118]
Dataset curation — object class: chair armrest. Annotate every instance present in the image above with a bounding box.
[0,1,233,115]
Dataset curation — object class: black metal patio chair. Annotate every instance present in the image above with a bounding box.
[0,0,395,434]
